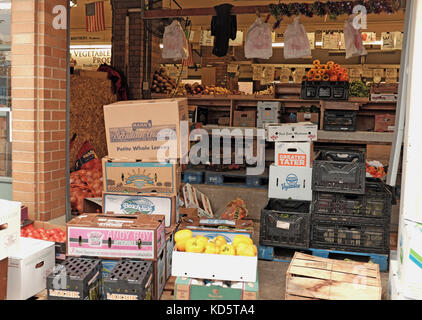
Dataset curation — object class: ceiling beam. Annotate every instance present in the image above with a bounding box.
[142,5,270,19]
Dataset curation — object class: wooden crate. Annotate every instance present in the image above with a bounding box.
[285,252,382,300]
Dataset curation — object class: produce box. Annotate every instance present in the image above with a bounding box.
[286,252,381,300]
[23,221,67,262]
[174,276,259,300]
[7,237,55,300]
[103,98,189,161]
[182,183,214,218]
[274,142,312,168]
[201,67,216,87]
[370,93,398,102]
[296,112,319,124]
[103,260,154,300]
[268,165,313,201]
[66,213,166,260]
[233,110,256,127]
[0,258,7,300]
[397,219,422,300]
[179,216,253,241]
[0,200,21,261]
[374,114,396,132]
[171,231,258,282]
[103,192,179,227]
[102,157,181,196]
[47,257,102,300]
[265,122,318,142]
[165,225,177,281]
[257,101,281,128]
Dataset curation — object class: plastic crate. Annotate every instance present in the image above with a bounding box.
[312,179,392,220]
[47,257,102,300]
[259,199,311,250]
[312,150,366,194]
[301,81,349,100]
[323,110,357,132]
[103,260,154,300]
[310,216,390,254]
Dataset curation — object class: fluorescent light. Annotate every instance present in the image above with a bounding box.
[160,44,164,49]
[70,45,111,50]
[272,43,284,48]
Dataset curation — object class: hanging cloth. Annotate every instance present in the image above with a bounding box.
[211,4,237,57]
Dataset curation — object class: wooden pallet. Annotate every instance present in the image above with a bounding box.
[160,276,176,300]
[286,252,382,300]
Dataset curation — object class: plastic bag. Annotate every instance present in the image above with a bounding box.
[244,18,272,59]
[344,15,367,59]
[284,17,311,59]
[162,20,189,61]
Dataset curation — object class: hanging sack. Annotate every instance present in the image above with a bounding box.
[162,20,189,60]
[244,18,273,59]
[284,17,311,59]
[344,15,367,59]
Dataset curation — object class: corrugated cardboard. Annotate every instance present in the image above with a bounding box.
[175,276,258,300]
[66,213,166,261]
[0,200,21,261]
[374,114,396,132]
[103,98,189,161]
[102,157,181,195]
[103,192,179,227]
[165,225,177,281]
[201,67,216,86]
[266,122,318,142]
[233,111,257,127]
[268,165,313,201]
[0,258,7,300]
[274,142,313,168]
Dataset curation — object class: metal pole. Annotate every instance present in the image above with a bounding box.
[65,0,71,222]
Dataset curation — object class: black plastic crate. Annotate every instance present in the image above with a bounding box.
[301,81,349,100]
[259,199,311,250]
[47,257,102,300]
[312,150,366,194]
[323,110,357,132]
[312,179,392,220]
[103,260,154,300]
[310,216,390,254]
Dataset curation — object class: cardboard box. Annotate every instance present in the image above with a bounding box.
[31,221,67,262]
[165,225,177,281]
[84,197,102,213]
[103,157,181,195]
[179,217,254,241]
[154,246,166,300]
[371,93,398,102]
[274,142,312,168]
[0,200,21,261]
[103,192,179,227]
[7,237,55,300]
[174,276,258,300]
[397,219,422,300]
[182,183,214,218]
[201,67,216,86]
[374,114,396,132]
[0,258,7,300]
[233,111,257,127]
[257,101,281,128]
[103,98,189,161]
[389,253,416,300]
[66,214,166,261]
[47,257,102,300]
[266,122,318,142]
[172,246,258,282]
[268,165,312,201]
[296,112,319,124]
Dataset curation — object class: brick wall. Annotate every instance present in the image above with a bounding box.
[11,0,67,221]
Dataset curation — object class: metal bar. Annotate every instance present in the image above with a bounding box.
[142,5,270,19]
[66,0,71,222]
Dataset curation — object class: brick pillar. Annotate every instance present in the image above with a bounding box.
[11,0,68,221]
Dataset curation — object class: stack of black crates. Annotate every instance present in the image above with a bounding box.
[310,149,392,255]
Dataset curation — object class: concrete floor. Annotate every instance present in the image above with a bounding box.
[52,184,392,300]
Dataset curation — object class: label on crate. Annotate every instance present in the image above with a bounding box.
[277,154,307,167]
[67,227,156,259]
[276,221,290,230]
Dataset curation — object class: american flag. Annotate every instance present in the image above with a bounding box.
[86,1,105,32]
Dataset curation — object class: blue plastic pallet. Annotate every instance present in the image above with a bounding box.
[258,245,389,272]
[204,171,268,189]
[182,170,204,184]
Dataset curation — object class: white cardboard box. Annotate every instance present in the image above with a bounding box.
[0,200,21,261]
[274,142,312,168]
[397,218,422,300]
[389,251,416,300]
[265,122,318,142]
[268,165,312,201]
[7,237,55,300]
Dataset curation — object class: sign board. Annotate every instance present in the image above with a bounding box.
[70,47,111,71]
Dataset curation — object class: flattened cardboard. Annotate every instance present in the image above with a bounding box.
[66,214,166,261]
[102,156,181,195]
[103,192,179,227]
[103,98,189,161]
[182,183,213,218]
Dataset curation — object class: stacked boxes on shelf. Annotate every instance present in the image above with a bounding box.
[310,149,392,254]
[257,101,282,128]
[260,122,318,250]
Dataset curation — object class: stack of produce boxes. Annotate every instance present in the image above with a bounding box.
[310,150,392,255]
[46,98,189,300]
[259,123,317,250]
